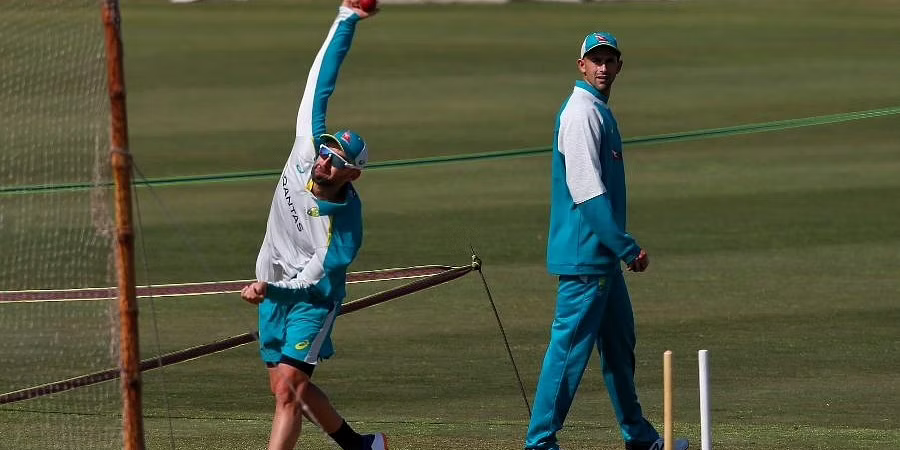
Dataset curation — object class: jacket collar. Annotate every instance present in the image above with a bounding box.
[575,80,608,103]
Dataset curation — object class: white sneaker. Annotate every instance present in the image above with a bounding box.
[647,437,689,450]
[363,432,388,450]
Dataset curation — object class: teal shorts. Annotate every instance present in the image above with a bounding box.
[258,297,339,366]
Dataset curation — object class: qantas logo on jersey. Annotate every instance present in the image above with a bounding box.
[282,176,303,232]
[612,149,623,160]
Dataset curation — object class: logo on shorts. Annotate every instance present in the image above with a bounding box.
[294,340,310,350]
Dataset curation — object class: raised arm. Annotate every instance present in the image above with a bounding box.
[295,2,376,143]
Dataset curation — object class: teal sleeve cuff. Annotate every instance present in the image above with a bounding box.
[338,6,361,24]
[577,195,641,263]
[266,284,308,304]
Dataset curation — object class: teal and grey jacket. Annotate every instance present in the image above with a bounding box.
[547,80,641,275]
[254,7,363,305]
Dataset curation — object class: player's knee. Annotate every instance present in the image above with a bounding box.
[272,373,310,406]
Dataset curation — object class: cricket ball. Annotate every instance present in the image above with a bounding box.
[358,0,377,13]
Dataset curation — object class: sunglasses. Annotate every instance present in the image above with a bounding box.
[318,144,358,170]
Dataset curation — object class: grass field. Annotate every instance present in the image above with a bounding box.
[1,0,899,449]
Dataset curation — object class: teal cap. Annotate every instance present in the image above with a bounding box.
[580,32,620,58]
[319,130,369,169]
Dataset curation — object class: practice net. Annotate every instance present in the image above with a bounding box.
[0,0,122,448]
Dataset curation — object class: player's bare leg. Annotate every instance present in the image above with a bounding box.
[267,365,305,450]
[267,364,347,450]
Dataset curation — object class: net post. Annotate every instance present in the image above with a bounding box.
[102,0,144,448]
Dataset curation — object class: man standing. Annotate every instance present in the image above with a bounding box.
[239,2,386,449]
[524,33,689,450]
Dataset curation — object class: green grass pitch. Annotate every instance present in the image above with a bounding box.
[1,0,898,448]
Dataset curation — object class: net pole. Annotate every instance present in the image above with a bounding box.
[102,1,144,449]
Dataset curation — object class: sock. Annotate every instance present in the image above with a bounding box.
[328,420,365,450]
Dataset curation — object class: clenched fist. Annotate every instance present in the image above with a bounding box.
[241,281,267,305]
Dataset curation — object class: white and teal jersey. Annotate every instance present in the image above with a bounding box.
[255,7,363,305]
[547,80,638,275]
